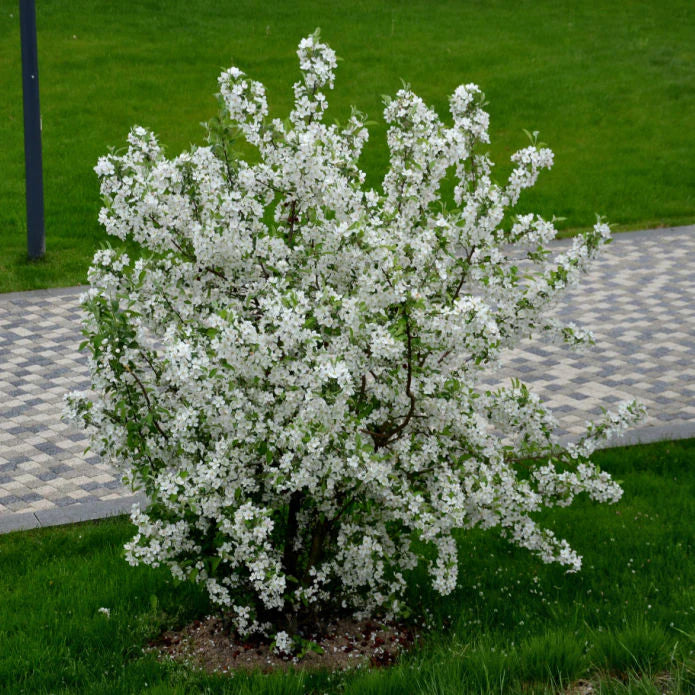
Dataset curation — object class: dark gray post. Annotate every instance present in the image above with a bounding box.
[19,0,45,259]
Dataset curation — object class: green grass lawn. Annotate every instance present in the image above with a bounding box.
[1,0,694,293]
[1,438,694,694]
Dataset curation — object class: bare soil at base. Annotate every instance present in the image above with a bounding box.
[147,615,419,674]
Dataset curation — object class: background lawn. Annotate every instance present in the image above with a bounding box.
[1,439,694,694]
[1,0,694,293]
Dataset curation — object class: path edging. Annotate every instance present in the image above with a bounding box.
[0,493,147,534]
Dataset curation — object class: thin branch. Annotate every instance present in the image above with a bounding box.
[160,292,186,327]
[358,374,366,401]
[286,199,299,245]
[169,236,228,281]
[368,304,417,450]
[383,308,416,443]
[123,364,168,440]
[451,245,477,302]
[282,491,304,582]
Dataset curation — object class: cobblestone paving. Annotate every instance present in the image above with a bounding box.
[1,227,694,527]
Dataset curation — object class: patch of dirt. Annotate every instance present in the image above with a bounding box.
[653,671,674,694]
[146,616,419,674]
[563,679,595,695]
[563,671,674,695]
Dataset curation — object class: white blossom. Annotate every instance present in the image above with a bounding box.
[66,33,645,639]
[273,630,294,656]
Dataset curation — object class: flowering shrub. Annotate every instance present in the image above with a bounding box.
[67,32,645,638]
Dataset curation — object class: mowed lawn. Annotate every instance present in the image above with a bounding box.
[1,439,694,694]
[1,0,694,292]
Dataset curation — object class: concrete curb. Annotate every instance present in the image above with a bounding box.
[0,285,89,301]
[0,492,147,535]
[555,422,695,450]
[603,422,695,448]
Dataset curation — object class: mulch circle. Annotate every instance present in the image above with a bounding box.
[147,615,420,674]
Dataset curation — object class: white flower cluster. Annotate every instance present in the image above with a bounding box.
[66,31,645,637]
[273,630,294,656]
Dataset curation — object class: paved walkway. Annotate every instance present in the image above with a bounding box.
[1,226,694,533]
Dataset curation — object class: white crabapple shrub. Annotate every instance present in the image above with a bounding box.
[66,31,645,642]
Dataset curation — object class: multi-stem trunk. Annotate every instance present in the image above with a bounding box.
[277,494,334,632]
[282,490,304,586]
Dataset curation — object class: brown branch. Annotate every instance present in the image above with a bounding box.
[160,292,186,327]
[286,199,299,246]
[358,374,366,401]
[451,245,477,302]
[328,486,362,527]
[429,246,480,366]
[437,348,453,365]
[384,309,416,441]
[137,349,161,380]
[380,266,394,289]
[314,476,395,576]
[124,386,160,473]
[300,516,330,587]
[168,236,228,281]
[123,364,168,440]
[368,305,417,450]
[282,491,304,583]
[203,265,227,280]
[503,450,561,468]
[257,178,287,195]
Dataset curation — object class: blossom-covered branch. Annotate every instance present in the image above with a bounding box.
[66,31,645,643]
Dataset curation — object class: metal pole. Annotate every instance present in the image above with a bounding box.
[19,0,45,260]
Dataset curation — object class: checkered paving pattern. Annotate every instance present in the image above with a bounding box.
[492,227,695,439]
[0,227,694,519]
[0,288,130,516]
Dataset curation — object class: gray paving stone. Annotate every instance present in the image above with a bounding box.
[37,471,58,481]
[34,493,147,528]
[52,496,84,508]
[0,496,21,506]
